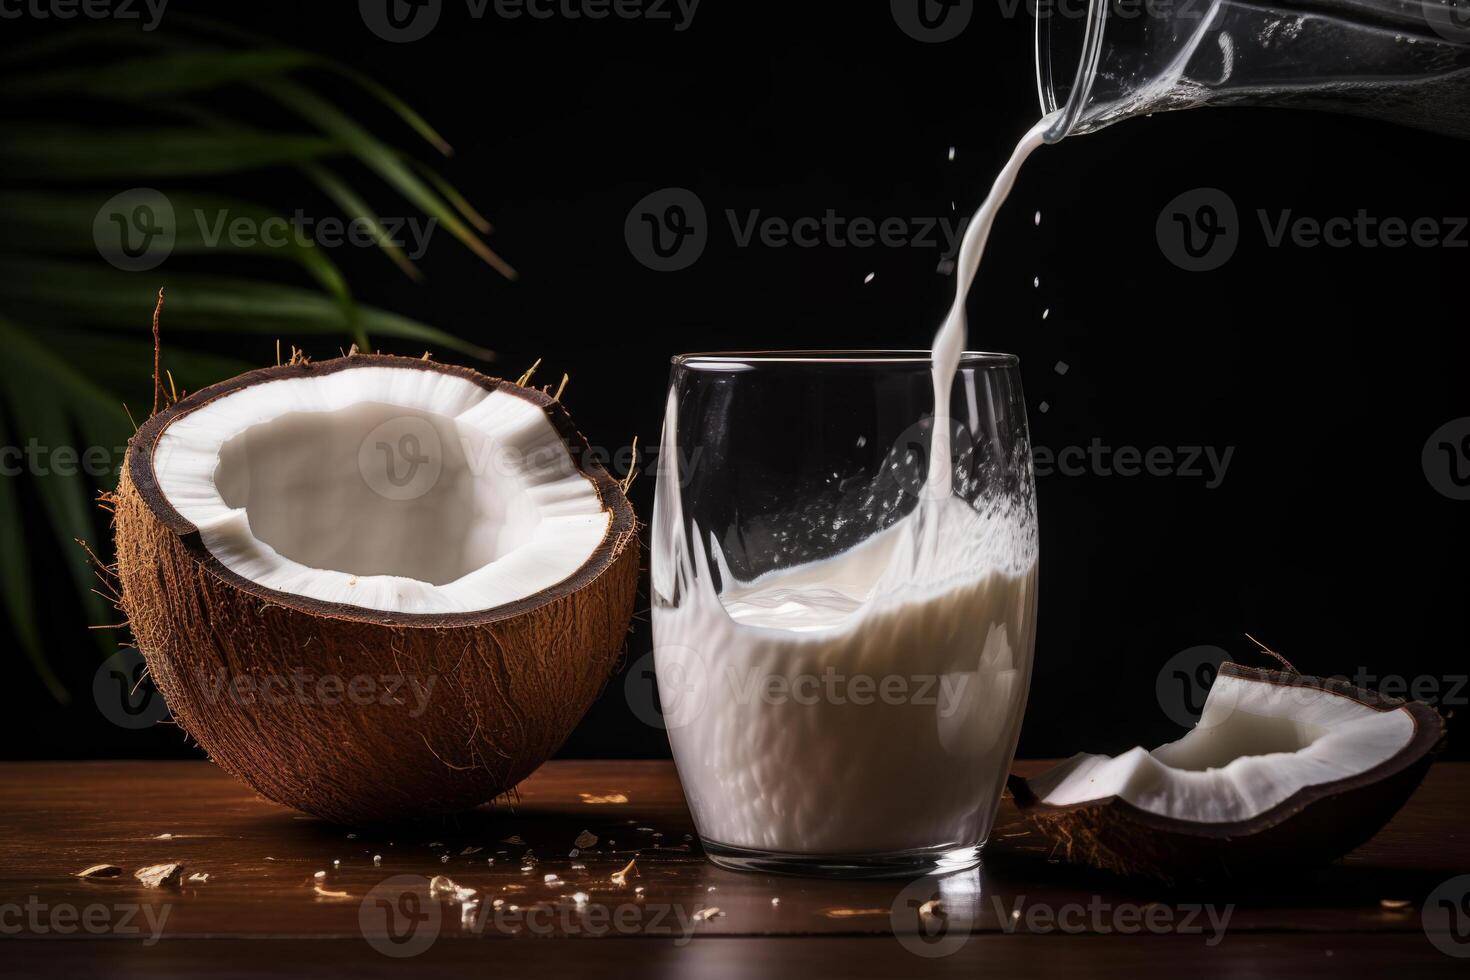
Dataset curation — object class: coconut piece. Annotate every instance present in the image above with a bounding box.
[135,863,185,888]
[75,865,122,879]
[114,355,638,824]
[1010,663,1445,880]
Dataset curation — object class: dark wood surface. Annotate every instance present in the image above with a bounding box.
[2,760,1466,976]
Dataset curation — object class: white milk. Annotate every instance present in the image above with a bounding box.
[653,117,1053,857]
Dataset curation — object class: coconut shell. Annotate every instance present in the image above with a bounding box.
[113,355,639,824]
[1008,664,1447,882]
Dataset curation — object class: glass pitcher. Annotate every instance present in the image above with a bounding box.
[1036,0,1470,140]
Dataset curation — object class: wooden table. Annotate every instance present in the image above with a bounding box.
[2,760,1466,976]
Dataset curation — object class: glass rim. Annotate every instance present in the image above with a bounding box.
[672,349,1021,368]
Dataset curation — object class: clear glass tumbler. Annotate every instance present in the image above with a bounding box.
[651,351,1040,878]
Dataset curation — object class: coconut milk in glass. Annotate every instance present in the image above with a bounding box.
[649,120,1052,877]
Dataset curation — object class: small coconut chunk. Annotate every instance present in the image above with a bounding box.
[75,865,122,879]
[574,830,598,849]
[610,859,637,887]
[692,907,722,922]
[135,863,185,888]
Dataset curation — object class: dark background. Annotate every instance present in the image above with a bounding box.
[4,1,1466,761]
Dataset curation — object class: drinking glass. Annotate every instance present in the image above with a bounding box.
[650,351,1040,878]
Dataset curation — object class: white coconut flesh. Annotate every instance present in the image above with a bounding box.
[151,365,610,615]
[1029,672,1417,824]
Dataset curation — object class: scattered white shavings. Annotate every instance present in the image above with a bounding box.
[692,907,723,922]
[313,883,351,900]
[134,863,185,888]
[187,873,210,883]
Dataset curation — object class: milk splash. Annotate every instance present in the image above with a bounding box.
[651,117,1055,862]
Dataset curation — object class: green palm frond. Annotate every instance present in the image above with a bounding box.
[0,18,512,697]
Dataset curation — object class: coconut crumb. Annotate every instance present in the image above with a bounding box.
[313,883,351,900]
[823,908,888,918]
[373,855,382,866]
[155,833,173,840]
[918,899,942,917]
[579,793,629,805]
[771,897,780,907]
[572,891,589,906]
[134,863,185,888]
[574,830,598,849]
[187,873,209,883]
[501,835,526,846]
[610,859,638,887]
[544,874,560,884]
[1380,899,1412,910]
[429,875,477,904]
[460,846,482,856]
[75,865,122,879]
[313,870,327,879]
[692,907,723,922]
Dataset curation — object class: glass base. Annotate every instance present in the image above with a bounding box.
[700,838,984,879]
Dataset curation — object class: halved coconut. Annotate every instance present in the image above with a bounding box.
[114,354,638,823]
[1009,663,1445,880]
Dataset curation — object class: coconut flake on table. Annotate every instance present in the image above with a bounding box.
[429,875,477,904]
[75,865,123,879]
[134,863,185,888]
[574,830,598,849]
